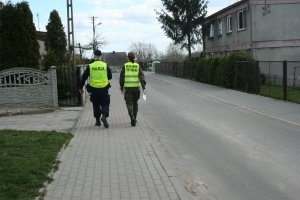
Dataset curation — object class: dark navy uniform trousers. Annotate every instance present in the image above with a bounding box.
[90,87,110,118]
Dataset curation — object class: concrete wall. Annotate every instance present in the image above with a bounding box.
[203,0,300,86]
[204,1,251,55]
[204,0,300,60]
[0,67,58,108]
[251,3,300,41]
[250,3,300,61]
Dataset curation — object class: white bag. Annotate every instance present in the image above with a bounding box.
[142,90,147,103]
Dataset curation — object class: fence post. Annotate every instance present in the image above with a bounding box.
[234,62,237,89]
[256,61,260,94]
[76,66,83,106]
[283,60,287,101]
[50,66,59,107]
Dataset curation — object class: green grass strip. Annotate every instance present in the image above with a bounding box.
[0,130,72,200]
[260,84,300,103]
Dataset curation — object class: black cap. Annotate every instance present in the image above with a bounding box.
[94,50,102,56]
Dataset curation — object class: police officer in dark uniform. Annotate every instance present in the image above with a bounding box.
[119,52,146,126]
[79,50,112,128]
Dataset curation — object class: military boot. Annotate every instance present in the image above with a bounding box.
[134,111,138,123]
[101,114,109,128]
[130,116,136,127]
[95,118,101,126]
[129,113,136,127]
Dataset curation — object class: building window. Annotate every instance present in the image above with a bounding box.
[237,10,246,31]
[209,23,214,38]
[218,20,222,36]
[227,15,232,33]
[209,53,214,58]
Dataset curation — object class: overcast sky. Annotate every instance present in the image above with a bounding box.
[5,0,239,57]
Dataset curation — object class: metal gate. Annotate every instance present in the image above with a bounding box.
[56,65,82,106]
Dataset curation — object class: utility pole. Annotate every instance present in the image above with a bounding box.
[37,13,40,31]
[77,43,82,60]
[67,0,75,69]
[90,16,97,50]
[90,16,101,50]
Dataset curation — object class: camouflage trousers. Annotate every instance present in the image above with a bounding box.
[124,87,140,119]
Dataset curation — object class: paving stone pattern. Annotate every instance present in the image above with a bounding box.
[44,80,180,200]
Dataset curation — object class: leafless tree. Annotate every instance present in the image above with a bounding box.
[129,42,159,64]
[128,42,160,70]
[81,33,107,52]
[161,43,186,62]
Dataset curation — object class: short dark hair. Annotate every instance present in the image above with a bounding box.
[94,50,102,56]
[127,52,135,59]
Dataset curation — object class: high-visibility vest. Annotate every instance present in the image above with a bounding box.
[89,61,109,88]
[124,62,140,87]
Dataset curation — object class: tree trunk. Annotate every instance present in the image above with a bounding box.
[187,34,192,58]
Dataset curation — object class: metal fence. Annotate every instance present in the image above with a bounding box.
[155,60,300,103]
[155,62,187,77]
[56,65,82,106]
[258,61,300,103]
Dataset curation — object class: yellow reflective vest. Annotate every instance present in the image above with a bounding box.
[124,62,140,87]
[89,61,109,88]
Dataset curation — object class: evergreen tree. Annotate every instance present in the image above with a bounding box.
[0,2,40,70]
[44,10,67,69]
[156,0,208,58]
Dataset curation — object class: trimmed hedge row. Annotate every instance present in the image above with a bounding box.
[157,52,260,94]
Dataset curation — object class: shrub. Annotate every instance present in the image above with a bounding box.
[157,52,261,94]
[184,57,200,79]
[192,52,260,93]
[215,56,230,87]
[227,52,260,93]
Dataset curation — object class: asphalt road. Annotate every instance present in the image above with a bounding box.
[139,74,300,200]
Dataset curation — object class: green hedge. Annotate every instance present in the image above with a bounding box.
[184,52,260,93]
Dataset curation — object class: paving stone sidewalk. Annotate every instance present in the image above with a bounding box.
[43,81,181,200]
[0,107,81,132]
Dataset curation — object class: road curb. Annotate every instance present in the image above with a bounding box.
[0,107,56,117]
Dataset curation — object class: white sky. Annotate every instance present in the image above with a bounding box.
[6,0,239,57]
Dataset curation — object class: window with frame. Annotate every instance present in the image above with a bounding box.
[237,10,246,31]
[227,15,232,33]
[218,20,223,36]
[209,23,214,38]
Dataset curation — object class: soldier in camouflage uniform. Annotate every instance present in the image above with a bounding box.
[119,52,146,126]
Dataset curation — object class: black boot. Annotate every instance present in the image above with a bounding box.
[134,111,137,123]
[130,114,136,127]
[101,114,109,128]
[131,117,136,127]
[95,118,101,126]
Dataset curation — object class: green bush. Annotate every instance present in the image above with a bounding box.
[183,52,260,93]
[261,74,266,84]
[184,57,200,79]
[215,56,229,87]
[157,52,260,94]
[227,52,260,93]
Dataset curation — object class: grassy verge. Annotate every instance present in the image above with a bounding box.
[0,130,73,200]
[260,84,300,103]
